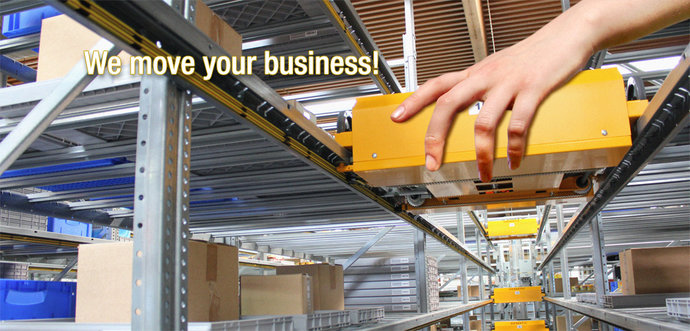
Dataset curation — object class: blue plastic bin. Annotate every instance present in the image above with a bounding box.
[609,280,619,292]
[0,279,76,320]
[91,227,132,239]
[91,226,110,239]
[47,218,92,237]
[2,6,61,38]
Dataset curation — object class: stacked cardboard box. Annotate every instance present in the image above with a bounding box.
[555,277,579,292]
[470,319,483,331]
[36,0,241,81]
[339,257,440,312]
[620,247,690,295]
[457,285,481,299]
[275,263,344,310]
[240,274,313,316]
[75,241,239,322]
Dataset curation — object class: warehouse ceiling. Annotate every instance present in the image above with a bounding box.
[238,0,688,96]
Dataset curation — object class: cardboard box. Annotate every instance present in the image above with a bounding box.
[240,274,313,316]
[276,263,344,310]
[555,277,579,292]
[37,0,241,81]
[75,240,238,323]
[187,240,239,321]
[75,242,132,323]
[620,247,690,294]
[192,0,242,57]
[556,315,592,331]
[457,284,481,298]
[37,15,131,81]
[469,320,482,331]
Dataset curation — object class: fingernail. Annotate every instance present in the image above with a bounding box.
[391,106,404,120]
[478,167,491,182]
[426,154,437,171]
[511,158,521,170]
[509,159,516,170]
[481,173,491,183]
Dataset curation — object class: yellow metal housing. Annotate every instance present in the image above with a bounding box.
[492,286,544,303]
[486,201,537,210]
[487,218,539,239]
[494,320,549,331]
[334,131,352,149]
[349,68,631,198]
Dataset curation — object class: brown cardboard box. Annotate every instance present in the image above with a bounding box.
[555,277,579,292]
[240,274,313,316]
[75,242,132,323]
[620,247,690,294]
[37,15,131,81]
[276,263,344,310]
[556,315,592,331]
[469,320,482,331]
[193,0,242,57]
[75,240,239,323]
[186,240,239,321]
[457,285,481,298]
[37,0,241,81]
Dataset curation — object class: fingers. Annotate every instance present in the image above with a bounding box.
[507,92,541,170]
[424,81,485,171]
[474,87,514,182]
[391,71,469,122]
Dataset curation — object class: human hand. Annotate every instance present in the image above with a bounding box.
[389,12,594,182]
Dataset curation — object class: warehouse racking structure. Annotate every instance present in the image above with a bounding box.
[0,0,689,330]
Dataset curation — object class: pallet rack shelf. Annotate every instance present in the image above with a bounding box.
[545,298,688,331]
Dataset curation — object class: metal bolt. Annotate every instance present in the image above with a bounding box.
[372,153,378,159]
[601,130,608,136]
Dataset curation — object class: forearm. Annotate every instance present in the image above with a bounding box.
[535,0,690,57]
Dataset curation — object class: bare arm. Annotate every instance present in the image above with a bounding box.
[391,0,690,182]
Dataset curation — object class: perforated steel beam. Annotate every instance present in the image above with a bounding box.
[131,75,192,330]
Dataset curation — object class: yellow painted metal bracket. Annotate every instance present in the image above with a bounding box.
[334,131,353,149]
[492,286,544,303]
[495,320,549,331]
[627,99,649,130]
[487,218,538,239]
